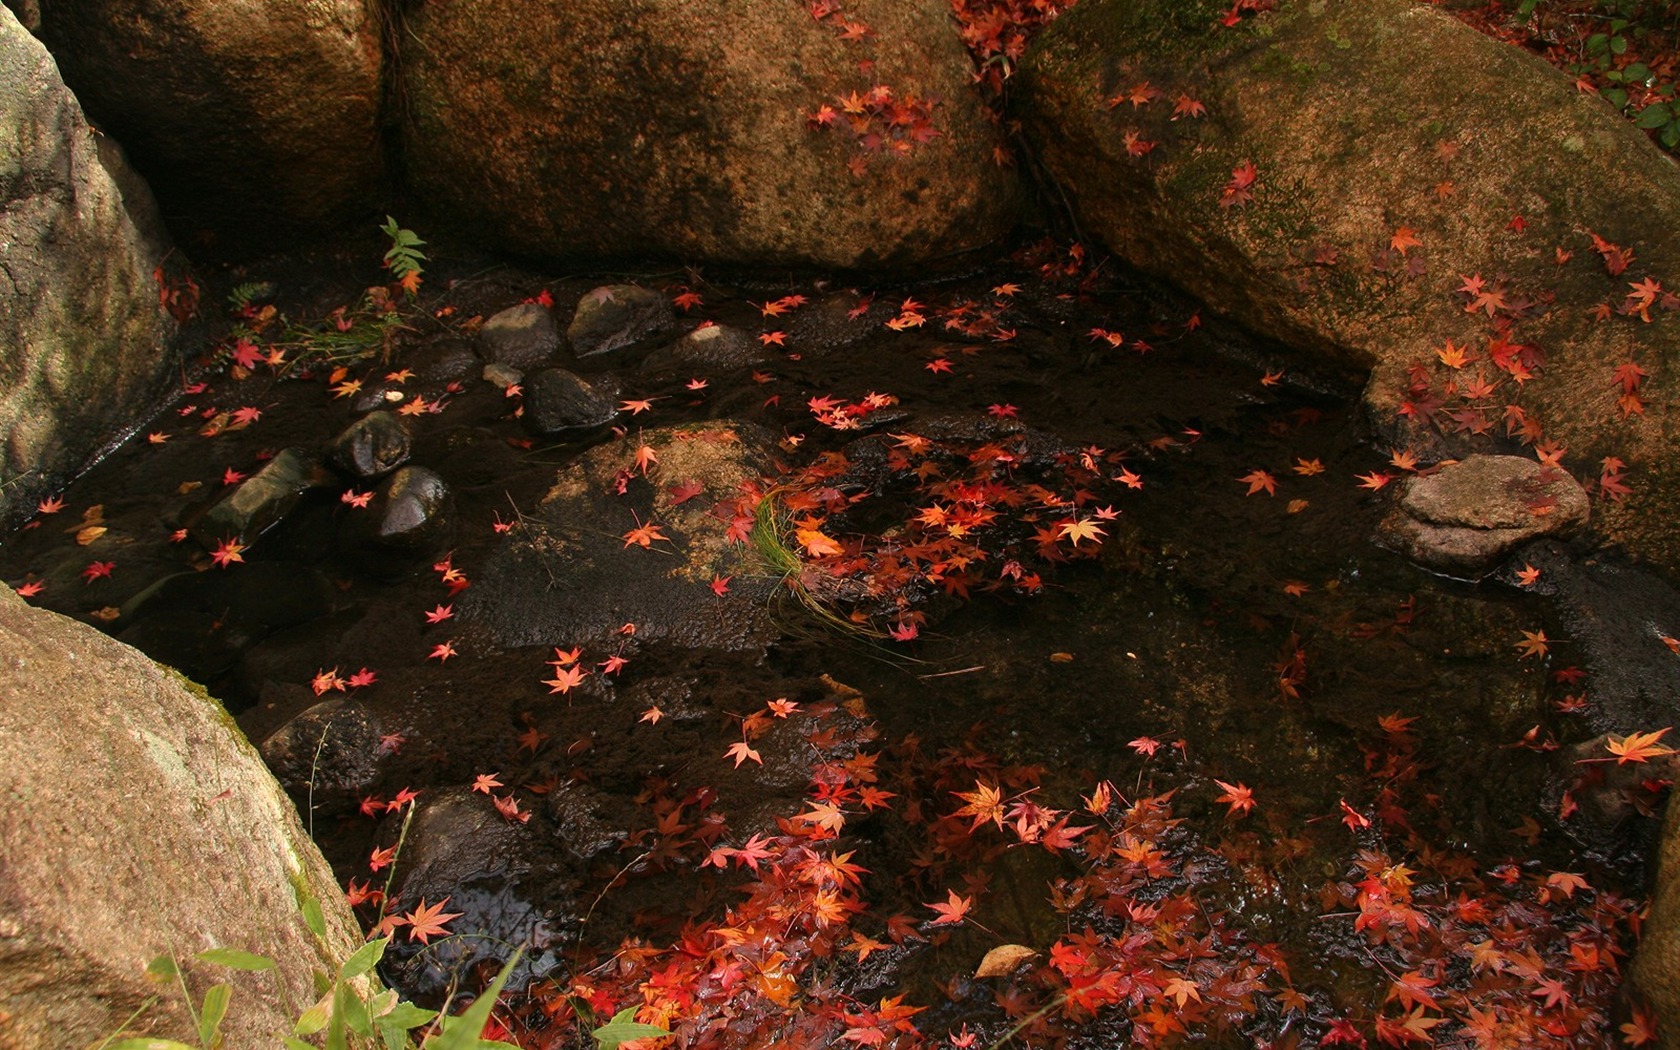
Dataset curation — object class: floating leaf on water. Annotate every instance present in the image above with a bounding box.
[975,944,1038,978]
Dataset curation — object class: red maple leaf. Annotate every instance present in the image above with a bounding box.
[209,537,246,568]
[622,517,670,548]
[666,478,704,504]
[1221,160,1258,207]
[1214,779,1256,818]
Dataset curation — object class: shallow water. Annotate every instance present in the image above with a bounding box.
[2,236,1652,1046]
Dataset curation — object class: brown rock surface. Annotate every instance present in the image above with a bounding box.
[1020,0,1680,577]
[33,0,384,240]
[0,6,177,523]
[400,0,1018,271]
[0,587,364,1048]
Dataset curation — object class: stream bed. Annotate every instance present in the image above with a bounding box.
[5,233,1672,1048]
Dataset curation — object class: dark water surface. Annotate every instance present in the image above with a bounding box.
[2,237,1652,1045]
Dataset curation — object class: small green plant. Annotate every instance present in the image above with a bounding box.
[588,1007,671,1049]
[94,879,525,1050]
[380,217,427,297]
[1506,0,1680,150]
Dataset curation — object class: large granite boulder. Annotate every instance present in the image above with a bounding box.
[0,586,364,1048]
[1020,0,1680,578]
[400,0,1018,271]
[31,0,384,240]
[1634,798,1680,1050]
[0,7,177,524]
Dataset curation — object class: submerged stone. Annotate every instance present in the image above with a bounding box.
[566,284,675,359]
[640,322,772,374]
[379,788,577,999]
[192,447,325,546]
[522,368,620,435]
[466,421,779,652]
[480,302,561,368]
[259,697,383,809]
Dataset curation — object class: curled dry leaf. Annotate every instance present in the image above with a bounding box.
[974,943,1038,979]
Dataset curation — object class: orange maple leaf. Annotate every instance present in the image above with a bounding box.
[1057,517,1107,547]
[926,889,972,926]
[1606,727,1676,764]
[403,897,462,945]
[1238,469,1277,496]
[725,740,763,768]
[953,781,1005,831]
[622,518,670,548]
[796,527,844,557]
[1389,226,1422,255]
[544,664,588,695]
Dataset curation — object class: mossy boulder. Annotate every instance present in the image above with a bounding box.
[31,0,384,242]
[0,586,364,1048]
[400,0,1018,272]
[0,6,177,523]
[1020,0,1680,578]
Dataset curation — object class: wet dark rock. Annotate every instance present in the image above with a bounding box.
[466,421,779,652]
[191,448,328,547]
[344,466,455,562]
[259,697,383,810]
[566,285,675,359]
[407,336,481,384]
[115,562,338,684]
[482,362,523,391]
[786,292,893,355]
[543,781,633,862]
[381,788,578,1000]
[349,381,410,414]
[1556,732,1679,840]
[521,368,620,435]
[480,303,561,368]
[328,410,412,480]
[1375,456,1589,576]
[640,323,772,374]
[1516,540,1680,731]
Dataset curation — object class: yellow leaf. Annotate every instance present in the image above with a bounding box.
[975,944,1038,979]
